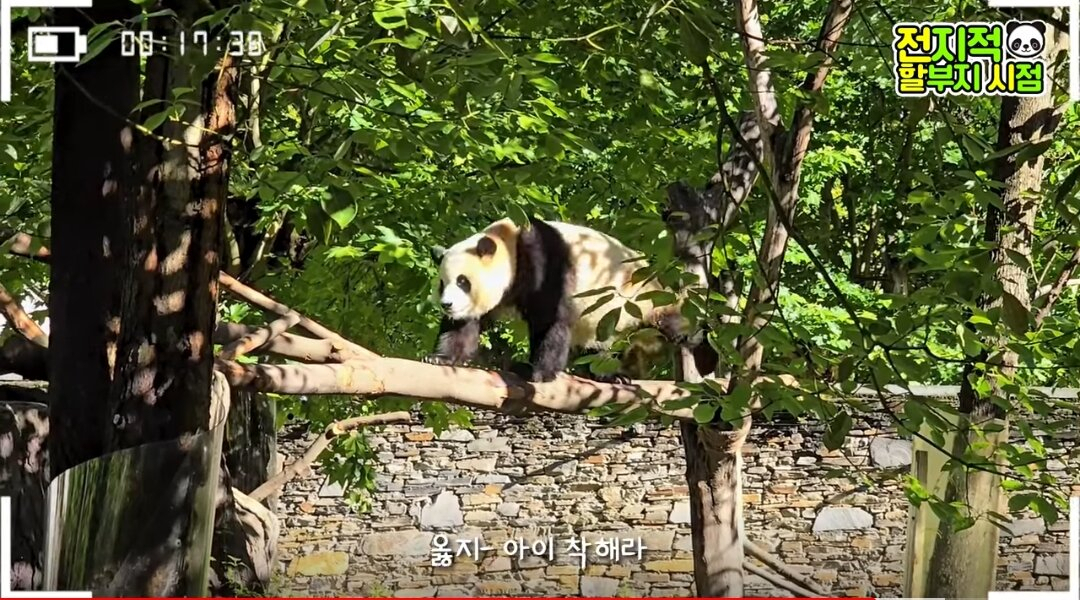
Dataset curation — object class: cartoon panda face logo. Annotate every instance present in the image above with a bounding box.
[1005,20,1046,59]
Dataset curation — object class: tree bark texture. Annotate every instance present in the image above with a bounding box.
[47,0,140,476]
[925,22,1064,600]
[46,4,237,594]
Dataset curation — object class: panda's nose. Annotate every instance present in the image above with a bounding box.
[441,301,453,311]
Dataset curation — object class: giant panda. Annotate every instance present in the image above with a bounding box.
[422,216,715,383]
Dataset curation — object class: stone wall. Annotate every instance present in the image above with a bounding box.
[274,410,1076,598]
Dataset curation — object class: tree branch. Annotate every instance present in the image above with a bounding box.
[213,358,744,420]
[248,411,412,502]
[212,322,352,363]
[745,562,820,598]
[744,540,828,596]
[735,0,781,137]
[0,283,48,348]
[218,312,301,361]
[1034,244,1080,326]
[735,0,853,381]
[217,272,376,359]
[4,233,50,262]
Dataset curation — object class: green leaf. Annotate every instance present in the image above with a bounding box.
[957,323,982,357]
[662,396,698,411]
[1000,479,1025,492]
[607,405,649,427]
[529,76,559,93]
[637,290,678,306]
[824,410,852,451]
[693,402,717,424]
[298,0,328,14]
[1032,497,1059,525]
[373,7,408,29]
[1053,162,1080,207]
[1007,493,1036,513]
[678,15,709,64]
[79,27,119,65]
[581,293,615,316]
[322,189,358,229]
[142,109,171,133]
[590,354,622,376]
[528,52,562,64]
[438,14,459,35]
[574,286,616,299]
[596,307,622,342]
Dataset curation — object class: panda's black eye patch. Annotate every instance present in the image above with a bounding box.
[457,275,471,293]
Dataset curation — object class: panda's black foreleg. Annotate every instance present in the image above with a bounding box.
[423,317,481,367]
[582,372,634,385]
[520,317,571,383]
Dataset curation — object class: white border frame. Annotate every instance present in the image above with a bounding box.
[0,0,92,102]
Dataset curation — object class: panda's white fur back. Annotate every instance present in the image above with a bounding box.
[543,221,666,349]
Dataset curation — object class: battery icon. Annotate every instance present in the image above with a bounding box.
[26,27,88,63]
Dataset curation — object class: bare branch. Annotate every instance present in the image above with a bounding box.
[213,322,351,363]
[218,313,301,361]
[4,233,50,263]
[800,0,855,96]
[213,357,780,420]
[737,0,854,379]
[735,0,781,136]
[217,272,375,359]
[744,540,828,596]
[0,284,48,348]
[1034,244,1080,326]
[248,411,412,502]
[788,0,855,166]
[745,563,819,598]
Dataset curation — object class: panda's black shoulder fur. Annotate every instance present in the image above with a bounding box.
[506,218,573,305]
[427,217,579,382]
[505,218,578,382]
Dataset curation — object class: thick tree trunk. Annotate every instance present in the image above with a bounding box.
[47,0,140,476]
[665,114,762,597]
[682,421,750,596]
[45,3,235,595]
[209,388,282,595]
[924,23,1064,600]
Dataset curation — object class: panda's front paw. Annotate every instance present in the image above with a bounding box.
[509,362,561,383]
[586,372,633,385]
[422,354,457,366]
[509,362,534,380]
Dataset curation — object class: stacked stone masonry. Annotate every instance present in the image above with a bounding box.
[275,410,1076,597]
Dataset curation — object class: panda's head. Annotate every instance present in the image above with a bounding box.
[1006,20,1046,59]
[432,221,517,321]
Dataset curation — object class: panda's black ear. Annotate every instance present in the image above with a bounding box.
[430,245,446,263]
[1032,20,1046,33]
[1007,20,1019,33]
[476,236,497,258]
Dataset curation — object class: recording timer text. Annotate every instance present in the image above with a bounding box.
[121,30,265,57]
